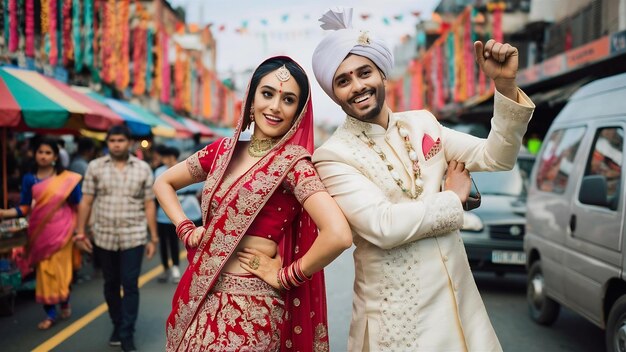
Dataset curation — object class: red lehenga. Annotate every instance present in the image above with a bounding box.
[165,57,329,352]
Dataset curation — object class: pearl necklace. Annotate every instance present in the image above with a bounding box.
[357,121,423,199]
[247,135,278,157]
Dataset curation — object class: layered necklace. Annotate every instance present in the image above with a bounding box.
[247,135,279,157]
[357,121,424,199]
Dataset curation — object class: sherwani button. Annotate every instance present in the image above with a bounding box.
[443,255,449,262]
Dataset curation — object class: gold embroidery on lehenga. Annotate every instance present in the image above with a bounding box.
[169,144,308,351]
[188,274,285,351]
[313,323,330,352]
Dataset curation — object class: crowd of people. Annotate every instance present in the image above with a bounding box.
[0,8,537,352]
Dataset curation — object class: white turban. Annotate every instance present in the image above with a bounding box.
[312,8,394,104]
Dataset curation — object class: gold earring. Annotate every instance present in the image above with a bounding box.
[249,104,255,121]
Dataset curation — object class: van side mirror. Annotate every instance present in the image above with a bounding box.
[579,175,608,207]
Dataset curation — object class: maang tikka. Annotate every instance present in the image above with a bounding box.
[275,65,291,82]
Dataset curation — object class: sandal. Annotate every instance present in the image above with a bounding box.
[37,318,55,330]
[60,306,72,319]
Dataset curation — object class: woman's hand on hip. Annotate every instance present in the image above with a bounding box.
[238,248,282,290]
[186,226,205,248]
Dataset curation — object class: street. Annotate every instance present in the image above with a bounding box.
[0,247,605,351]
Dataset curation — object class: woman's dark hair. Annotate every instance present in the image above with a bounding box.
[32,137,65,174]
[242,57,309,131]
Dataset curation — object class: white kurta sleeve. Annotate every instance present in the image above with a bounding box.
[442,88,535,172]
[314,156,464,250]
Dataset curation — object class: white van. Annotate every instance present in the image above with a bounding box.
[524,72,626,351]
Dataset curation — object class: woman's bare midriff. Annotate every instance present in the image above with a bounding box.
[222,235,278,274]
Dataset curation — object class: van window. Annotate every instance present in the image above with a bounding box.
[580,127,623,210]
[536,127,586,194]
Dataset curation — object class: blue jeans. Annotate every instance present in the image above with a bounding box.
[95,245,144,340]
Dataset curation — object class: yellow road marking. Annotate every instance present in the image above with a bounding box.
[32,251,186,352]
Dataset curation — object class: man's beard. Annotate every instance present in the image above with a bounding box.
[340,84,385,122]
[109,151,129,161]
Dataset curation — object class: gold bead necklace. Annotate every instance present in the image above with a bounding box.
[357,121,424,199]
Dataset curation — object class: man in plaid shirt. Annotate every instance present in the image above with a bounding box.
[75,125,158,352]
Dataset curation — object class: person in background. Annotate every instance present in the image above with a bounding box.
[68,137,98,282]
[57,139,70,168]
[74,125,158,352]
[150,144,167,171]
[0,138,82,330]
[69,138,96,178]
[154,146,203,284]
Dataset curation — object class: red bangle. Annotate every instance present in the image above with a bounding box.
[294,258,311,282]
[176,219,195,241]
[278,267,292,291]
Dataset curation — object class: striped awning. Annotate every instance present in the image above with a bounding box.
[0,67,123,131]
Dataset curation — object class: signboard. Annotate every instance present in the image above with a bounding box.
[610,30,626,55]
[566,36,610,69]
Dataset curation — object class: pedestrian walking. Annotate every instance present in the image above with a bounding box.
[74,125,158,352]
[0,138,82,330]
[154,146,202,284]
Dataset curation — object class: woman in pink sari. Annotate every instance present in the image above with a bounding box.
[153,56,352,351]
[0,138,82,329]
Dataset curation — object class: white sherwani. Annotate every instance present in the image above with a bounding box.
[313,90,535,352]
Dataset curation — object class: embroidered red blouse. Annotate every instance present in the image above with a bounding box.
[186,139,326,244]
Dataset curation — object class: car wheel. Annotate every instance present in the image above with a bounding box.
[606,295,626,352]
[527,260,560,325]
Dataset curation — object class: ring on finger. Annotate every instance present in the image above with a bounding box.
[249,255,260,270]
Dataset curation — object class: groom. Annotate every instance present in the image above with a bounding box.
[311,8,535,351]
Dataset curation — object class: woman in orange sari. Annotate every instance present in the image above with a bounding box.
[0,138,82,329]
[154,56,352,351]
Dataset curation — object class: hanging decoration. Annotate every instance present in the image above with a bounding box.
[72,0,82,70]
[454,24,464,102]
[202,68,212,119]
[8,0,17,52]
[151,27,161,99]
[2,0,7,52]
[132,1,148,96]
[173,45,185,110]
[132,26,147,95]
[57,0,63,63]
[83,0,93,70]
[488,2,505,42]
[101,0,116,84]
[62,0,73,66]
[25,0,34,57]
[464,11,475,99]
[160,27,171,103]
[49,0,58,66]
[145,28,153,92]
[116,0,130,90]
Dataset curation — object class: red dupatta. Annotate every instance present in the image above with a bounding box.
[167,57,328,351]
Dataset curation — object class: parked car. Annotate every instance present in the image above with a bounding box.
[524,72,626,351]
[461,157,532,275]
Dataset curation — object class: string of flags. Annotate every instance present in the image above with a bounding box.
[211,10,425,35]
